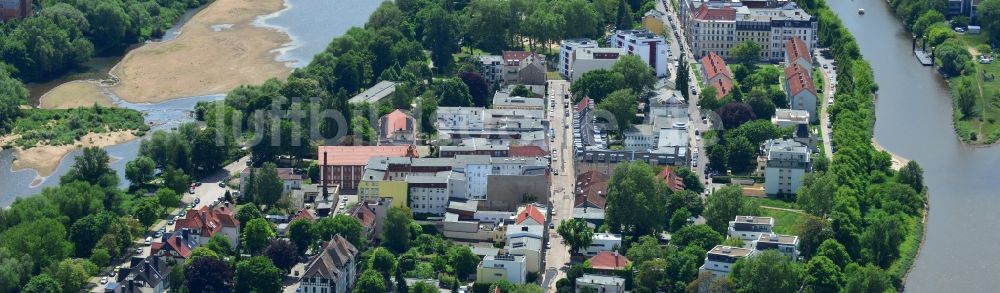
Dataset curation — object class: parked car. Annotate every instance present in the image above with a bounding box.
[167,219,174,225]
[101,277,108,284]
[144,237,152,245]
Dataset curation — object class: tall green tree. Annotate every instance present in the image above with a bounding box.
[842,263,894,293]
[156,188,181,210]
[570,69,626,103]
[462,0,512,53]
[132,197,160,229]
[448,245,481,279]
[288,219,314,254]
[794,214,834,259]
[314,215,365,249]
[235,204,264,230]
[354,269,387,293]
[234,256,284,293]
[421,4,460,73]
[955,76,977,119]
[726,136,757,174]
[242,218,276,255]
[730,40,762,67]
[703,185,757,233]
[557,219,595,254]
[22,274,62,293]
[255,162,285,206]
[897,160,925,193]
[263,240,299,272]
[437,78,474,107]
[804,256,843,293]
[60,146,117,187]
[383,207,412,253]
[730,250,804,293]
[671,224,723,250]
[124,156,155,187]
[676,54,690,100]
[605,161,669,235]
[612,55,656,95]
[597,89,639,132]
[797,172,837,217]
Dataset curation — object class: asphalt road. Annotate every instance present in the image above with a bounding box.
[543,80,577,292]
[815,51,837,160]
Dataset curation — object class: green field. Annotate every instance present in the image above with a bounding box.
[759,207,802,235]
[948,33,1000,144]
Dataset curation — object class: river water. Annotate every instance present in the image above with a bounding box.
[0,0,383,207]
[827,0,1000,291]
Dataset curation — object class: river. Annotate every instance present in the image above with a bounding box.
[0,0,384,207]
[827,0,1000,291]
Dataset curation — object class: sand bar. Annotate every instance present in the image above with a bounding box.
[6,131,138,179]
[38,81,115,109]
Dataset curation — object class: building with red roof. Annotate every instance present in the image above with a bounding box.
[515,205,546,225]
[784,37,813,72]
[379,109,417,146]
[509,145,547,158]
[700,52,734,99]
[783,64,819,123]
[171,205,240,248]
[150,232,197,262]
[658,167,686,192]
[588,251,631,271]
[502,51,547,85]
[318,145,418,191]
[291,209,316,222]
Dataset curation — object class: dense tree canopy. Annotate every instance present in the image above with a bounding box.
[605,161,669,235]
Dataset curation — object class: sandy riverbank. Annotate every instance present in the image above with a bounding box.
[47,0,291,105]
[38,81,115,109]
[6,131,137,179]
[873,138,909,170]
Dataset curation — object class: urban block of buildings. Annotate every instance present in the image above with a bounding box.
[680,0,817,62]
[610,29,671,77]
[478,51,546,86]
[763,138,811,195]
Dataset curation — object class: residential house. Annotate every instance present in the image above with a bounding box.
[784,37,813,72]
[784,64,818,122]
[514,205,546,226]
[505,224,545,242]
[763,139,811,195]
[753,233,800,259]
[771,109,810,129]
[348,81,397,104]
[687,4,737,59]
[582,233,622,256]
[699,245,755,278]
[318,145,418,191]
[378,109,417,146]
[439,139,510,157]
[700,52,733,99]
[150,231,196,262]
[575,274,625,293]
[587,252,630,272]
[171,205,239,247]
[115,256,171,293]
[567,47,624,82]
[493,90,545,111]
[657,167,686,192]
[479,55,504,85]
[611,29,670,77]
[443,212,505,242]
[506,236,543,273]
[300,235,360,293]
[727,216,774,242]
[559,39,599,78]
[0,0,30,21]
[477,254,527,284]
[501,51,547,85]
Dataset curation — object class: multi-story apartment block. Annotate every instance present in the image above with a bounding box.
[300,235,359,293]
[763,138,811,195]
[560,39,599,78]
[771,108,810,129]
[0,0,30,21]
[728,216,775,242]
[501,51,546,86]
[477,254,527,284]
[479,55,504,85]
[784,37,813,72]
[682,0,817,62]
[700,52,734,99]
[611,29,670,77]
[699,245,755,278]
[784,64,819,122]
[582,233,623,256]
[567,47,624,82]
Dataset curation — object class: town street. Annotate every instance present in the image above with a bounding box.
[543,79,576,293]
[815,51,837,160]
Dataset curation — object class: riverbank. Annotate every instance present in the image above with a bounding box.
[5,131,137,180]
[38,81,114,109]
[872,138,909,170]
[39,0,293,105]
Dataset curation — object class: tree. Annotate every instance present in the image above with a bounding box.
[205,233,234,256]
[448,245,480,279]
[605,161,669,235]
[368,247,397,275]
[437,78,474,107]
[674,167,705,193]
[707,144,727,173]
[897,161,925,193]
[730,250,804,293]
[676,54,690,100]
[156,188,180,210]
[288,219,315,254]
[936,39,971,76]
[860,212,908,268]
[842,263,894,293]
[234,256,284,293]
[636,258,667,292]
[168,264,185,291]
[804,256,842,293]
[421,4,460,73]
[703,185,756,233]
[162,167,190,195]
[726,136,756,174]
[236,204,264,230]
[615,0,633,29]
[412,281,438,293]
[671,224,723,250]
[716,102,756,129]
[124,156,155,187]
[314,215,364,249]
[625,236,664,266]
[384,207,412,253]
[746,88,776,120]
[191,127,227,176]
[698,85,722,110]
[243,218,276,255]
[794,214,833,259]
[60,146,117,187]
[460,72,491,107]
[668,207,691,232]
[570,69,626,103]
[23,274,62,293]
[48,258,96,293]
[462,0,513,53]
[0,67,27,133]
[255,162,285,206]
[955,76,978,118]
[185,255,232,292]
[597,89,639,132]
[132,197,160,228]
[816,239,851,268]
[980,0,1000,45]
[510,84,533,97]
[355,269,387,293]
[912,10,945,39]
[612,55,657,94]
[730,40,762,67]
[558,219,595,254]
[352,116,377,145]
[89,248,110,267]
[797,172,837,216]
[262,240,299,272]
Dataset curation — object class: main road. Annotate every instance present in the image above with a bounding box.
[542,79,578,292]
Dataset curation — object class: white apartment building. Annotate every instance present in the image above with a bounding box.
[771,109,810,129]
[753,233,800,260]
[610,29,670,77]
[582,233,623,255]
[567,47,624,82]
[560,39,599,78]
[728,216,775,242]
[683,0,817,62]
[688,4,737,59]
[507,236,543,273]
[763,139,811,195]
[477,254,527,284]
[576,274,626,293]
[407,171,466,215]
[699,245,755,278]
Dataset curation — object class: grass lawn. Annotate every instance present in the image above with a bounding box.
[748,196,799,209]
[945,33,1000,144]
[759,208,801,235]
[547,71,564,80]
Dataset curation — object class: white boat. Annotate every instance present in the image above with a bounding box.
[858,9,865,14]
